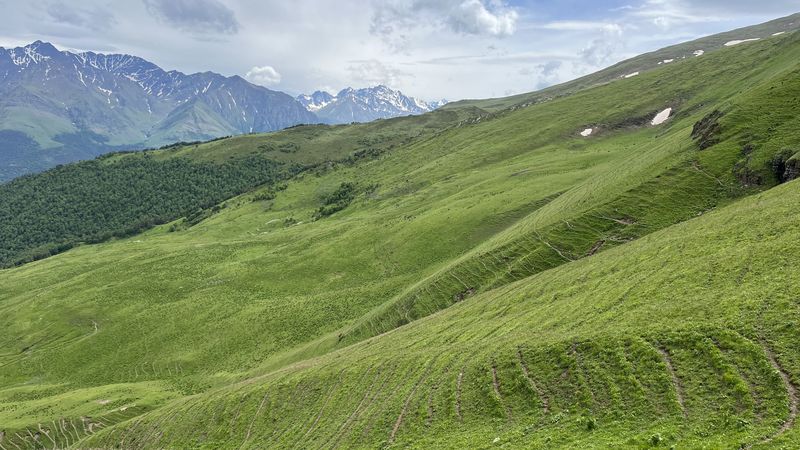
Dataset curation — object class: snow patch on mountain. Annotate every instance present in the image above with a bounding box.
[297,85,447,124]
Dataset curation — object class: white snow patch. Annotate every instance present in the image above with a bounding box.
[693,50,705,57]
[580,128,593,137]
[662,59,674,64]
[724,38,760,47]
[623,72,639,79]
[772,32,786,36]
[651,108,672,126]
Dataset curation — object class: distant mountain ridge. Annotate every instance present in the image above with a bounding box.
[0,41,319,180]
[0,41,448,181]
[297,85,447,124]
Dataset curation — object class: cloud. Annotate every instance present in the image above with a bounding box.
[540,21,623,32]
[446,0,517,36]
[371,0,518,43]
[142,0,239,35]
[520,60,563,90]
[347,60,412,87]
[45,1,117,31]
[245,65,282,86]
[578,23,624,67]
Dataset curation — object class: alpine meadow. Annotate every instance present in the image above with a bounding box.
[1,7,800,450]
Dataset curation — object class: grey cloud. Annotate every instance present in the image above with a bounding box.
[142,0,240,35]
[45,1,117,31]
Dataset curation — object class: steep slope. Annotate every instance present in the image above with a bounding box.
[298,85,447,124]
[80,175,800,449]
[0,23,799,450]
[0,41,317,181]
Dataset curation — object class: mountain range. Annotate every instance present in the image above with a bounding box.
[0,41,442,181]
[296,85,446,124]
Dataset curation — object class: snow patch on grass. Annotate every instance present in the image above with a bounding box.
[623,72,639,79]
[725,38,760,47]
[651,108,672,126]
[580,128,593,137]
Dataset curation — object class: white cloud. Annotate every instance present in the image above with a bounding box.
[347,60,412,87]
[245,65,282,86]
[446,0,517,36]
[371,0,518,42]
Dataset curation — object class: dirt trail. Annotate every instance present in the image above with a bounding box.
[37,424,56,448]
[456,366,465,422]
[239,392,270,449]
[490,362,512,421]
[517,347,550,414]
[656,346,687,418]
[755,340,798,446]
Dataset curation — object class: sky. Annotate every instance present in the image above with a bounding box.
[0,0,798,101]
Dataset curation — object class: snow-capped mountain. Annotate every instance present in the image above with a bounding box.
[296,85,447,124]
[296,91,335,112]
[0,41,317,181]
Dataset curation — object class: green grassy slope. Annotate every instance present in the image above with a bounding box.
[0,25,799,450]
[0,106,477,268]
[81,174,800,450]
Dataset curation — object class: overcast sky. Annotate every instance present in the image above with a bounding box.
[0,0,797,101]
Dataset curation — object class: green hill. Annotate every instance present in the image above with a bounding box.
[0,20,799,450]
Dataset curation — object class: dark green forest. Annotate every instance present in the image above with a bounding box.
[0,154,292,267]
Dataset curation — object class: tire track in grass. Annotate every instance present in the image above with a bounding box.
[710,336,762,420]
[297,368,346,445]
[389,356,440,444]
[517,346,550,415]
[751,339,798,447]
[359,364,419,442]
[426,360,457,427]
[269,379,319,444]
[656,346,687,418]
[239,392,270,450]
[323,366,397,448]
[490,360,512,421]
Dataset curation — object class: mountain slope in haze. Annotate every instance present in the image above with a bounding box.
[297,85,447,124]
[0,41,317,181]
[445,12,800,112]
[1,17,800,450]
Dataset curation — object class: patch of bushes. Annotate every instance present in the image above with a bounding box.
[314,182,359,219]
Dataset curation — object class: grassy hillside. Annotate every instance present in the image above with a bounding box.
[0,24,799,450]
[0,107,476,267]
[81,169,800,450]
